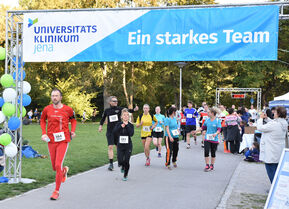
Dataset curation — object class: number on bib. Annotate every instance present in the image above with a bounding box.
[172,129,179,136]
[187,114,192,118]
[143,126,151,132]
[53,132,65,142]
[109,114,118,122]
[155,127,162,132]
[207,134,214,141]
[119,136,129,144]
[181,119,186,123]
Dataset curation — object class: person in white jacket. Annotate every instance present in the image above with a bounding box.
[257,106,288,183]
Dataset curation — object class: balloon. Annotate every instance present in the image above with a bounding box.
[18,81,31,94]
[2,103,16,117]
[12,57,25,68]
[5,142,17,157]
[21,94,31,107]
[0,74,14,88]
[13,70,26,81]
[8,117,20,131]
[0,133,12,146]
[0,97,4,107]
[0,111,5,123]
[17,106,26,117]
[3,88,17,103]
[0,47,5,60]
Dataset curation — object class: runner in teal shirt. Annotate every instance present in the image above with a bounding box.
[152,106,166,157]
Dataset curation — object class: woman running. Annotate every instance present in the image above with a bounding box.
[136,104,158,166]
[113,109,134,181]
[152,106,166,157]
[202,108,221,172]
[165,107,180,170]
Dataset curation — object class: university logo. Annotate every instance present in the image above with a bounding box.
[28,18,38,28]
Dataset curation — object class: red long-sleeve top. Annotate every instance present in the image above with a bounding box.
[40,104,77,143]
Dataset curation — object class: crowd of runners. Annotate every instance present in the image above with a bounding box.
[40,91,285,201]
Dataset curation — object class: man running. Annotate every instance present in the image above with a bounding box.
[40,88,77,200]
[152,106,165,157]
[184,101,198,148]
[136,104,158,166]
[99,96,138,171]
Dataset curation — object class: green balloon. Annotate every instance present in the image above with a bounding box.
[2,103,16,117]
[17,106,26,117]
[0,47,5,61]
[0,133,12,146]
[1,74,14,88]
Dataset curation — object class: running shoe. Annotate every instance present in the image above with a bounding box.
[166,165,172,170]
[204,164,210,172]
[158,153,161,158]
[147,158,151,166]
[145,158,149,166]
[209,164,214,171]
[122,177,128,181]
[61,166,69,183]
[108,163,114,171]
[224,150,231,153]
[50,190,59,200]
[173,162,177,168]
[186,144,191,149]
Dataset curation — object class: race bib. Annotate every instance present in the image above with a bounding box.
[181,119,186,123]
[203,116,208,120]
[207,134,214,141]
[109,114,118,122]
[172,129,179,136]
[155,127,162,132]
[187,114,192,118]
[119,136,129,144]
[143,126,151,132]
[53,132,65,142]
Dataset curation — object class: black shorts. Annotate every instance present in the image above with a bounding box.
[152,131,164,138]
[141,135,152,140]
[106,132,117,146]
[186,125,196,133]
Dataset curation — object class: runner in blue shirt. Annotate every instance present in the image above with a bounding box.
[184,101,198,149]
[202,108,221,172]
[165,107,180,170]
[152,106,166,157]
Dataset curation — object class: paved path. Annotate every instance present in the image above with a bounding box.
[0,138,242,209]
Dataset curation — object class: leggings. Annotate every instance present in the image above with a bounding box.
[117,143,132,178]
[165,137,179,166]
[48,142,69,191]
[204,141,218,158]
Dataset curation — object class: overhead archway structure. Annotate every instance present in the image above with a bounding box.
[4,2,289,183]
[215,88,262,111]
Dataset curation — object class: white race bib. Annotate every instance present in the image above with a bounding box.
[181,119,186,123]
[207,134,214,141]
[203,116,208,120]
[119,136,129,144]
[143,126,151,132]
[172,129,179,136]
[109,114,118,122]
[53,132,65,142]
[155,127,162,132]
[187,114,192,118]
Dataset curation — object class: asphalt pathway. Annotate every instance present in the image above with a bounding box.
[0,137,242,209]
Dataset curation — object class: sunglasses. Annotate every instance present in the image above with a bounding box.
[112,100,118,103]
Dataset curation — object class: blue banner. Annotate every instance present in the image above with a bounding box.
[23,5,279,62]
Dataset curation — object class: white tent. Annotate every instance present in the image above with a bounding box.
[274,92,289,101]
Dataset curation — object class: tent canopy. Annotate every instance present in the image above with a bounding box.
[274,92,289,101]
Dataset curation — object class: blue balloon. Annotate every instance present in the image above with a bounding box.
[8,117,20,131]
[12,57,25,68]
[18,94,31,107]
[13,70,26,81]
[0,97,4,107]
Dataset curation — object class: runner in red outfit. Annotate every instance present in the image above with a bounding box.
[40,88,77,200]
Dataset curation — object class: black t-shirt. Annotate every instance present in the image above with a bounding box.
[113,122,134,145]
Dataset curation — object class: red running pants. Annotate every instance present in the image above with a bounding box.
[48,142,69,191]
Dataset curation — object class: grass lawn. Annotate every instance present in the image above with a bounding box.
[0,123,150,200]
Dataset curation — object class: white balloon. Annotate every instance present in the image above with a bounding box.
[0,111,5,123]
[5,142,17,157]
[3,88,17,103]
[23,81,31,94]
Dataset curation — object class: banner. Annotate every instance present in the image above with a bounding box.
[23,5,279,62]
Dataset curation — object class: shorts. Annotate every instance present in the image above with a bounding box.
[185,125,196,133]
[106,132,117,146]
[152,131,164,138]
[141,135,152,140]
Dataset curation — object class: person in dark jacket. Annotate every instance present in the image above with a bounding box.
[99,96,138,171]
[113,108,134,181]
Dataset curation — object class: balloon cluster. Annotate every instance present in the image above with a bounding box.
[0,53,31,158]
